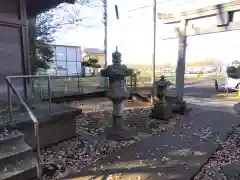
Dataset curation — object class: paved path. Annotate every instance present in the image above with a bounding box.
[65,104,239,180]
[234,103,240,114]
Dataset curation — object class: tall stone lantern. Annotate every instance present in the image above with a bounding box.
[101,48,134,140]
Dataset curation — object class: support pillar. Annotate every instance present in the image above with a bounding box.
[175,19,187,102]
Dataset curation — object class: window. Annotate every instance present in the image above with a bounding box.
[76,61,81,74]
[67,62,77,75]
[76,49,81,62]
[50,46,83,76]
[66,47,76,61]
[55,60,67,76]
[56,60,67,70]
[56,46,66,61]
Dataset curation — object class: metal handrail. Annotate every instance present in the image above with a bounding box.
[4,74,105,179]
[7,75,53,121]
[8,74,102,79]
[5,77,42,179]
[8,74,104,94]
[6,75,106,120]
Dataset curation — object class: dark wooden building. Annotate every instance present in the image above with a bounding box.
[0,0,75,99]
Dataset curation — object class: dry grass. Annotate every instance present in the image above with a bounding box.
[214,93,240,101]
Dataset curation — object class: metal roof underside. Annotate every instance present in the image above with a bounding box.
[26,0,75,18]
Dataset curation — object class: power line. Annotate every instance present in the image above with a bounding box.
[111,0,194,23]
[82,0,199,28]
[127,0,177,13]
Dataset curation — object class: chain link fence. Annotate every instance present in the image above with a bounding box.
[30,72,219,100]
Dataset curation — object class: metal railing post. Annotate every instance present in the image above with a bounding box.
[5,77,42,178]
[77,75,80,92]
[7,80,12,122]
[80,79,83,93]
[65,77,68,93]
[4,74,108,179]
[34,121,42,178]
[39,79,43,99]
[47,76,52,116]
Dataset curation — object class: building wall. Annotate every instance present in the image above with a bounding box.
[37,45,83,76]
[90,53,105,68]
[0,0,28,97]
[81,47,105,68]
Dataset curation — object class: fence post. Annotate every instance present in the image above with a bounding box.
[134,74,137,90]
[7,83,12,122]
[130,75,133,93]
[65,77,68,93]
[77,75,80,92]
[47,76,52,116]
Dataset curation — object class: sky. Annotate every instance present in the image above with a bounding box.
[54,0,239,65]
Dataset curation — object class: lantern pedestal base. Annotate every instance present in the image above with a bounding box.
[104,116,136,141]
[171,101,188,115]
[151,100,172,120]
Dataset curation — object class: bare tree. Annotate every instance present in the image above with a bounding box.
[54,0,103,28]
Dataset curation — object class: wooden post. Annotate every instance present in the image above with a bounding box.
[175,19,187,102]
[20,0,31,101]
[28,18,36,100]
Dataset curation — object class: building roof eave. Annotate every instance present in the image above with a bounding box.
[26,0,76,18]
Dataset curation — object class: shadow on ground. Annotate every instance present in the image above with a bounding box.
[63,102,239,180]
[183,86,216,98]
[234,103,240,114]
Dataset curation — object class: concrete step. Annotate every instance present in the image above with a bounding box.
[0,129,24,145]
[0,128,37,180]
[0,140,32,165]
[0,155,37,180]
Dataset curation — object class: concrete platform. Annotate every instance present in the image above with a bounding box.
[0,102,82,149]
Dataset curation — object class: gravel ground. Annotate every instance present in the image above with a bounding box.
[41,100,181,179]
[194,125,240,180]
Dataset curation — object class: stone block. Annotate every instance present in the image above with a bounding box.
[23,110,79,149]
[9,104,81,149]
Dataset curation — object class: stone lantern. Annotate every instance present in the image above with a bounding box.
[151,75,172,120]
[101,48,134,140]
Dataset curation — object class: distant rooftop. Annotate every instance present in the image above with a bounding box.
[82,48,104,54]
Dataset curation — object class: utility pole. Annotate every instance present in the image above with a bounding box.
[103,0,108,88]
[151,0,157,104]
[115,4,119,50]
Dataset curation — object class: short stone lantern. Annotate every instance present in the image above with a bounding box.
[151,75,172,120]
[101,47,134,140]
